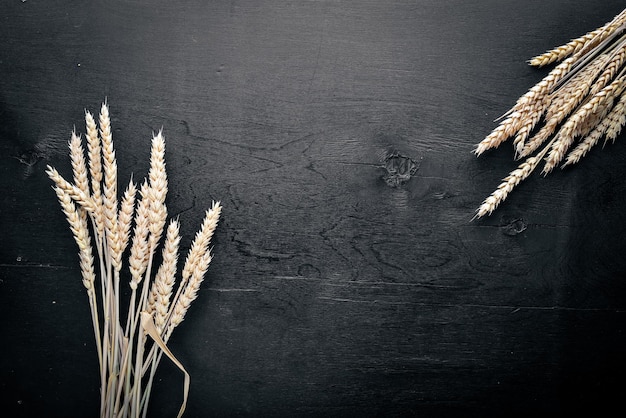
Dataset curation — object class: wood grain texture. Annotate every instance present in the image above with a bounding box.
[1,1,626,417]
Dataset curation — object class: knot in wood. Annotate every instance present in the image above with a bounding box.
[382,152,418,187]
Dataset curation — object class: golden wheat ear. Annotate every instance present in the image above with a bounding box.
[529,9,626,67]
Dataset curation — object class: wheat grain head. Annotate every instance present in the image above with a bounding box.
[474,157,540,219]
[53,186,96,293]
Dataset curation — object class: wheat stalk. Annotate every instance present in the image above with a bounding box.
[474,8,626,219]
[48,102,221,417]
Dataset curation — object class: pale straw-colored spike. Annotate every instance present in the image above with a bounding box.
[575,10,626,59]
[118,179,137,258]
[164,202,222,336]
[85,110,105,240]
[99,102,121,269]
[180,202,222,284]
[543,76,625,174]
[513,57,574,111]
[146,217,180,316]
[562,89,625,168]
[53,186,96,293]
[474,111,523,155]
[604,89,626,142]
[69,131,91,198]
[129,181,151,289]
[148,131,167,206]
[167,250,213,335]
[46,165,97,213]
[147,131,168,247]
[529,9,626,67]
[529,29,604,67]
[497,57,574,120]
[152,219,181,334]
[605,111,626,142]
[562,118,612,167]
[474,156,541,220]
[85,111,102,185]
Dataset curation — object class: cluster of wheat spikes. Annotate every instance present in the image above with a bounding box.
[474,8,626,219]
[46,102,221,418]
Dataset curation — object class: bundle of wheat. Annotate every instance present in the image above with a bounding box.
[47,102,221,418]
[474,9,626,219]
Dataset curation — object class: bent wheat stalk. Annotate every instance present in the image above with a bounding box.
[47,102,221,417]
[474,8,626,219]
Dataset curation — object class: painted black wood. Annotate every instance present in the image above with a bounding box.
[1,1,626,417]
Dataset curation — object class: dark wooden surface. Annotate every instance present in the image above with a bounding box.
[2,1,626,417]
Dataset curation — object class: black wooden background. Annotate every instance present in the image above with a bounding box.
[2,1,626,417]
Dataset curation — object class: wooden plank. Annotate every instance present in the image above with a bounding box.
[1,0,626,416]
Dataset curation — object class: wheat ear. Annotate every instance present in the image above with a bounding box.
[99,103,122,271]
[146,131,168,248]
[604,91,626,142]
[118,179,137,255]
[53,186,96,294]
[473,156,542,219]
[129,181,151,287]
[166,201,222,337]
[85,110,105,240]
[562,117,611,167]
[52,185,103,369]
[69,131,91,198]
[529,29,604,67]
[529,9,626,67]
[474,58,573,156]
[152,219,181,334]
